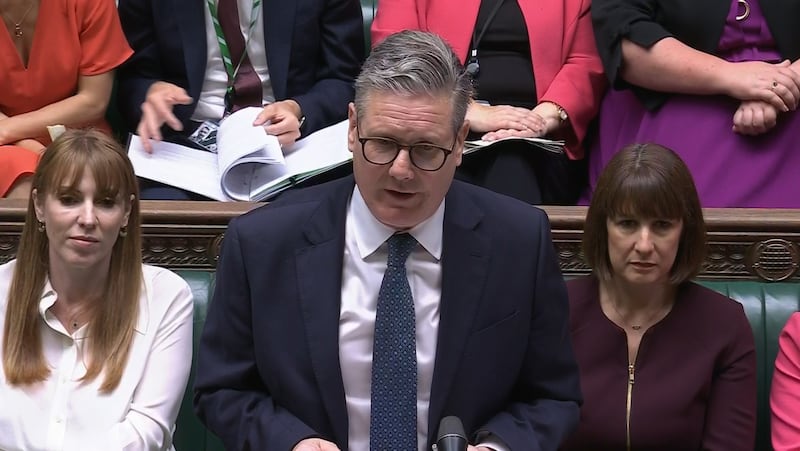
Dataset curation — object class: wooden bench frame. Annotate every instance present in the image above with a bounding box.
[2,200,799,282]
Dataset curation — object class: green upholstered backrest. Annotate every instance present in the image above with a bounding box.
[172,270,225,451]
[698,281,800,451]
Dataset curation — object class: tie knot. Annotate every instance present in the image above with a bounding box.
[387,233,417,268]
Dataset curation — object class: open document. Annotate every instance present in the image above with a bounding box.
[128,107,352,201]
[465,136,565,155]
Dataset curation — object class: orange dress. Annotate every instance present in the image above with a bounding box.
[0,0,132,195]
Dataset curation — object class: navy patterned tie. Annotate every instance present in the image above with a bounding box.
[370,233,418,450]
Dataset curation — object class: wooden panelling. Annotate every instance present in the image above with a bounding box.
[2,200,799,280]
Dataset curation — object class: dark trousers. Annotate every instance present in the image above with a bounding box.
[456,141,586,205]
[138,178,213,201]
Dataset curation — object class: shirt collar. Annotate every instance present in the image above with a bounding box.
[37,276,148,335]
[349,186,444,260]
[38,278,58,320]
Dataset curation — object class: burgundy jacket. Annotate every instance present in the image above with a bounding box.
[562,276,756,450]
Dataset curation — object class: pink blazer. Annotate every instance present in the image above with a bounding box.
[371,0,606,159]
[771,312,800,450]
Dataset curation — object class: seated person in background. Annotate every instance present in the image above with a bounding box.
[0,130,194,450]
[562,143,757,450]
[194,31,581,451]
[0,0,131,199]
[371,0,606,205]
[771,312,800,450]
[117,0,365,200]
[586,0,800,208]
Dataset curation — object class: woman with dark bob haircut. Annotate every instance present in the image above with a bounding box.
[561,143,757,450]
[0,129,193,450]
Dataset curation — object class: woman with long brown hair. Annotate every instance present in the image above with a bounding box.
[0,129,193,450]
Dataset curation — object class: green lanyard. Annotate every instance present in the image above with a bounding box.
[206,0,262,87]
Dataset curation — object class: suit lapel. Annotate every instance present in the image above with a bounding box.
[174,0,208,102]
[426,0,481,62]
[293,180,491,444]
[519,0,561,101]
[427,185,490,437]
[295,180,352,446]
[262,0,295,99]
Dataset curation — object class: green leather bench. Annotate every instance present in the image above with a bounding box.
[171,271,798,451]
[172,270,225,451]
[2,199,795,451]
[699,282,800,451]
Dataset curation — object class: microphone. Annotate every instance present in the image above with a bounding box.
[432,416,467,451]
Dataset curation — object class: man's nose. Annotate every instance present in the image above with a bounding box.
[388,149,415,180]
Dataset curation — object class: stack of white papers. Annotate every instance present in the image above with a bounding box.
[128,107,352,201]
[465,136,565,155]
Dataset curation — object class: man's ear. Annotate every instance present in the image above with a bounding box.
[347,103,357,154]
[453,120,470,166]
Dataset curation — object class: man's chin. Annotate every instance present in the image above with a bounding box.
[374,207,425,231]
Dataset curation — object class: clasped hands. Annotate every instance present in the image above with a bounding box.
[466,101,563,142]
[136,81,303,152]
[729,59,800,136]
[291,437,492,450]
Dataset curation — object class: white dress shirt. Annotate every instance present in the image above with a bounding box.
[193,0,275,121]
[340,186,444,451]
[0,261,194,451]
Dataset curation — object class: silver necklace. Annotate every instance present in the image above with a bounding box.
[2,1,35,38]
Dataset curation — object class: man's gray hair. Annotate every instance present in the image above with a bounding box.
[354,30,473,134]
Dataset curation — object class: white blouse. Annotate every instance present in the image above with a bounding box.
[0,261,194,451]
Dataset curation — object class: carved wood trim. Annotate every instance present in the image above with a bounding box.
[2,200,799,281]
[0,200,260,269]
[544,206,800,281]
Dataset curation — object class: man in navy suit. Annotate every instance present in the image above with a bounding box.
[194,31,581,451]
[116,0,364,198]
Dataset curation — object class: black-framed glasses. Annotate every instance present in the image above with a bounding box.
[356,124,455,172]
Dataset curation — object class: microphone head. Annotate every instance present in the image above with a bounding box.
[435,416,467,451]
